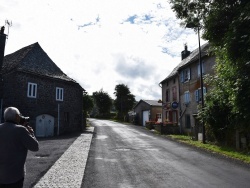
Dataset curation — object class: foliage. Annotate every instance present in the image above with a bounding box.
[170,0,250,144]
[82,93,94,115]
[92,89,112,118]
[114,84,136,120]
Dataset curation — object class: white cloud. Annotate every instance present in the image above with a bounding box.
[0,0,207,101]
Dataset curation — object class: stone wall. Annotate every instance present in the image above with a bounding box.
[2,71,83,135]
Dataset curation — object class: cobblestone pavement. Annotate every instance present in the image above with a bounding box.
[34,127,94,188]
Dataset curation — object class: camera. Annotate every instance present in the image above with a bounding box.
[19,116,30,125]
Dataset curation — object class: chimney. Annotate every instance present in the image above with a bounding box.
[0,26,7,72]
[181,43,190,60]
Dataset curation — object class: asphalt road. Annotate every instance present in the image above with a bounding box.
[82,119,250,188]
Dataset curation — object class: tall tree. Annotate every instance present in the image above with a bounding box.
[170,0,250,143]
[114,84,136,120]
[83,92,94,115]
[93,89,112,118]
[82,92,94,129]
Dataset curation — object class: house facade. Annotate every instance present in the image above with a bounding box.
[133,100,162,126]
[0,41,84,137]
[160,43,216,138]
[160,67,180,128]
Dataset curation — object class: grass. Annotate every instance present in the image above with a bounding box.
[168,134,250,164]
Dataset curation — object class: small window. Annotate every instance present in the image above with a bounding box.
[184,91,190,104]
[180,68,191,82]
[56,87,64,101]
[27,82,37,98]
[195,87,207,102]
[156,113,162,119]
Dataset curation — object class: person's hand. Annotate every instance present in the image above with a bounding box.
[26,125,34,134]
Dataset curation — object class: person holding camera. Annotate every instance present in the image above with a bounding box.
[0,107,39,188]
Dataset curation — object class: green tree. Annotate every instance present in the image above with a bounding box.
[170,0,250,143]
[82,92,94,129]
[83,93,94,115]
[114,84,136,120]
[93,89,112,118]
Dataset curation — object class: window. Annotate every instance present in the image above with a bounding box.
[27,82,37,98]
[172,86,177,101]
[166,89,170,102]
[156,113,162,119]
[56,87,64,101]
[180,68,191,82]
[185,114,191,128]
[184,91,190,104]
[198,61,205,76]
[195,87,207,102]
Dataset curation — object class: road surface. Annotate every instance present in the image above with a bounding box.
[82,119,250,188]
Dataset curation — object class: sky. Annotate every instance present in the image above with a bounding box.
[0,0,206,101]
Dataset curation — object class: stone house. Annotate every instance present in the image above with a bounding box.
[0,40,84,137]
[160,43,216,137]
[178,43,215,137]
[159,65,180,132]
[133,100,162,126]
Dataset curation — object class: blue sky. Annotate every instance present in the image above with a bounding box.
[0,0,206,101]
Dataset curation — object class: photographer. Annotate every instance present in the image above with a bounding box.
[0,107,39,188]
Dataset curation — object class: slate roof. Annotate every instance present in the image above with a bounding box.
[160,42,210,84]
[2,42,77,83]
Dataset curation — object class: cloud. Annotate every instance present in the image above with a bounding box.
[78,15,100,30]
[114,54,153,79]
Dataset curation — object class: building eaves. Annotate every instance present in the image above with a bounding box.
[160,42,210,84]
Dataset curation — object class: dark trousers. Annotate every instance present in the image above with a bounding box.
[0,178,24,188]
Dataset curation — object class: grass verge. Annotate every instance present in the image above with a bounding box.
[168,134,250,164]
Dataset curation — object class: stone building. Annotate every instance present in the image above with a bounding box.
[0,41,84,137]
[133,100,162,126]
[160,43,216,137]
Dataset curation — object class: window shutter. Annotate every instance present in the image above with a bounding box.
[203,87,207,95]
[188,68,191,80]
[195,90,199,102]
[180,71,184,82]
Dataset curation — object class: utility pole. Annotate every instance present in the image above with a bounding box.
[0,26,7,122]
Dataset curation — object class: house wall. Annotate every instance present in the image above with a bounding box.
[161,74,179,126]
[179,56,215,135]
[150,106,162,122]
[2,71,83,134]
